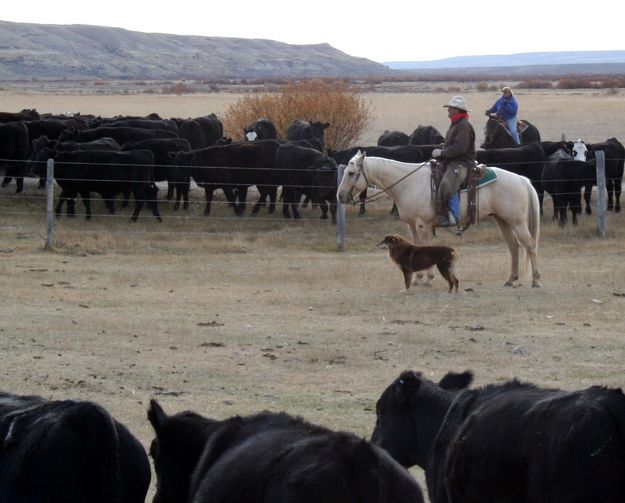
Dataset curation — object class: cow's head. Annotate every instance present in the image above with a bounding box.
[572,139,588,161]
[148,400,218,503]
[371,370,472,469]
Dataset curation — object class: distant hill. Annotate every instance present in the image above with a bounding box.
[385,51,625,76]
[1,20,623,81]
[0,20,390,80]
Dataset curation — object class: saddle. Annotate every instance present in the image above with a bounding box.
[430,162,498,232]
[493,115,528,137]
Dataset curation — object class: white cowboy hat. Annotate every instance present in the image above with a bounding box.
[443,96,470,112]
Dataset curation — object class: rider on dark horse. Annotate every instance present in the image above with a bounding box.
[486,86,520,145]
[432,96,476,228]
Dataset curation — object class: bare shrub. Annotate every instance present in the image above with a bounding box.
[556,77,596,89]
[162,82,195,94]
[221,79,373,150]
[518,80,553,89]
[475,81,489,92]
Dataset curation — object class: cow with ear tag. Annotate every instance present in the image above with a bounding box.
[372,369,625,503]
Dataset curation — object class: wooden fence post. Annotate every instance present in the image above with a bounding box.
[595,150,606,238]
[45,158,54,250]
[336,164,345,251]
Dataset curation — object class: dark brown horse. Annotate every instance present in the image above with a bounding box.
[482,113,541,149]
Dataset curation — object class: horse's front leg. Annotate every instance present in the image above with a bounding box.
[408,220,435,286]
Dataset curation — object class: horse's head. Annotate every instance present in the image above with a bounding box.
[481,115,505,149]
[337,150,368,205]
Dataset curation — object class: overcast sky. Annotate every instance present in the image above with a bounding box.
[3,0,623,63]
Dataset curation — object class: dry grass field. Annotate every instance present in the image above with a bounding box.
[1,87,625,500]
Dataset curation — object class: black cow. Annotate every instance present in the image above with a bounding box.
[34,148,161,221]
[109,118,178,133]
[275,144,338,220]
[148,400,423,503]
[0,390,150,503]
[372,370,625,503]
[377,130,409,146]
[173,118,207,149]
[476,143,546,213]
[172,140,281,216]
[542,150,596,226]
[193,113,224,147]
[31,135,121,157]
[286,119,330,150]
[587,137,625,212]
[331,144,427,167]
[538,140,572,158]
[0,109,40,122]
[408,125,444,145]
[29,135,121,188]
[59,126,177,144]
[244,118,278,141]
[0,121,30,193]
[121,137,192,209]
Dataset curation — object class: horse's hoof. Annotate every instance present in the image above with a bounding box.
[532,280,543,288]
[503,281,515,287]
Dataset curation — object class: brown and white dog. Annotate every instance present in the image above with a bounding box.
[377,234,459,293]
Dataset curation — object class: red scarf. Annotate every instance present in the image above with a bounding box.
[450,111,469,123]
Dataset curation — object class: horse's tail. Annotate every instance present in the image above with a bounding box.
[524,176,540,273]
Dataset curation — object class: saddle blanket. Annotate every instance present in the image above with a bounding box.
[460,166,497,192]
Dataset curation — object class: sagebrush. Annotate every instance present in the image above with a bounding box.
[222,79,373,151]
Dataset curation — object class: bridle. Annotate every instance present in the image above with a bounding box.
[345,157,428,205]
[344,159,371,204]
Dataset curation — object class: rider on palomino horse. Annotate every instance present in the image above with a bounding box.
[431,96,476,228]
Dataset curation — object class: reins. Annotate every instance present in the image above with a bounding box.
[354,159,429,205]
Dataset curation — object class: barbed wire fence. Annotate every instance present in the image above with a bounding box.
[0,153,614,250]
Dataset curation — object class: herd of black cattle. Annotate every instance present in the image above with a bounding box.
[1,109,623,227]
[3,369,625,502]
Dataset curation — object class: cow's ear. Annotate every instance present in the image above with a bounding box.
[438,370,473,390]
[148,399,168,432]
[323,122,330,129]
[397,370,423,394]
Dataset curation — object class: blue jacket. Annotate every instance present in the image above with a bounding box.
[488,95,518,119]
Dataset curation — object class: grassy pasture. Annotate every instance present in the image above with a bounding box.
[1,87,624,500]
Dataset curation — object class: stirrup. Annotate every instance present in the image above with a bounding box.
[435,211,458,228]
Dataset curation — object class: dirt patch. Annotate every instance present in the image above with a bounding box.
[1,89,625,500]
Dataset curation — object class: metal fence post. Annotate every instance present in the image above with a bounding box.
[45,158,54,250]
[595,150,606,238]
[336,164,345,251]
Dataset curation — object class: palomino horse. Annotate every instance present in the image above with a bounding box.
[337,151,542,287]
[482,114,541,149]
